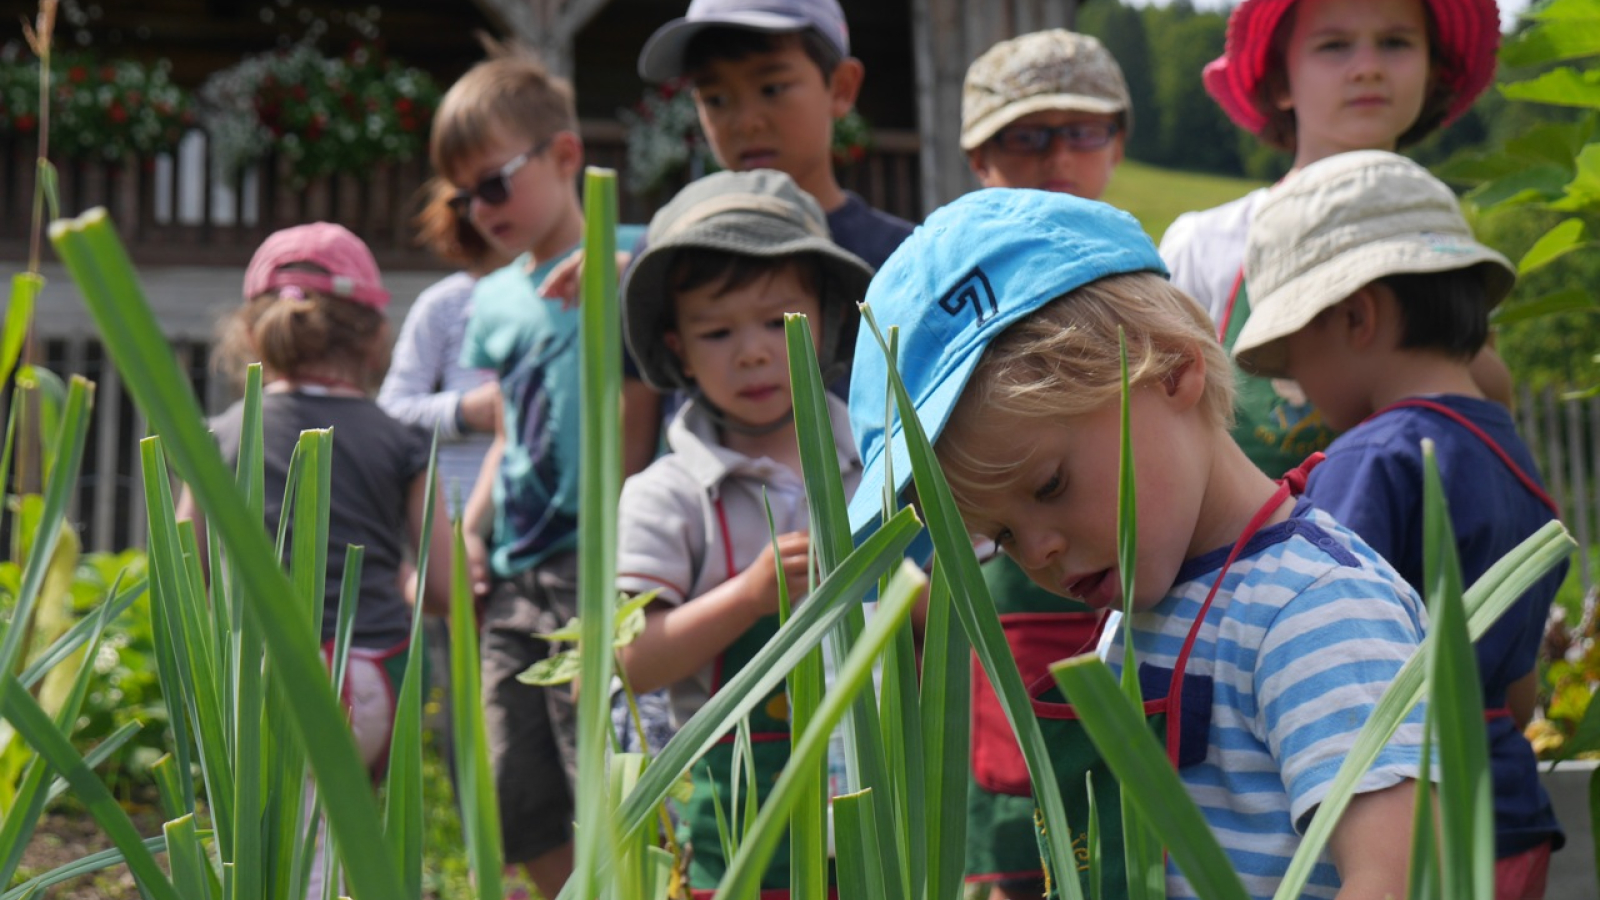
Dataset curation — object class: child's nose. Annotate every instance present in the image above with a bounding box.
[1015,528,1066,571]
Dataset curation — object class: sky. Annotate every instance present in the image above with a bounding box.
[1124,0,1534,32]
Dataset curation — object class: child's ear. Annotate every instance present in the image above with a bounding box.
[828,57,865,119]
[966,147,993,183]
[664,330,692,380]
[1162,345,1207,411]
[1343,287,1383,350]
[549,130,584,179]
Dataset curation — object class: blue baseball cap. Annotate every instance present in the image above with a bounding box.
[846,188,1167,542]
[638,0,851,83]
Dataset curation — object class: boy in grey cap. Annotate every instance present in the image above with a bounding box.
[637,0,913,271]
[961,29,1130,199]
[616,168,872,895]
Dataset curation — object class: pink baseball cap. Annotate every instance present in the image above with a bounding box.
[242,222,391,310]
[1202,0,1500,138]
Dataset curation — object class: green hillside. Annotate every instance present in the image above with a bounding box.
[1102,159,1266,244]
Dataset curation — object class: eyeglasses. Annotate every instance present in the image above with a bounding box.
[990,121,1121,155]
[449,135,555,217]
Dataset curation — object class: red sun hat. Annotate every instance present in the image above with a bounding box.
[243,222,391,310]
[1202,0,1501,137]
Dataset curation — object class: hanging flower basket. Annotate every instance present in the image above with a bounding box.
[0,44,196,160]
[198,42,441,183]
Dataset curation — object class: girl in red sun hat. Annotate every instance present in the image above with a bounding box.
[1159,0,1506,481]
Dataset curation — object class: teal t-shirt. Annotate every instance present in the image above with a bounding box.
[461,225,646,578]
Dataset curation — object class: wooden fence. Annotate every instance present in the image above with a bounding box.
[0,123,923,270]
[5,344,1596,585]
[1517,385,1599,596]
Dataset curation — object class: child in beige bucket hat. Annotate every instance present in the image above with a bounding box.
[1237,149,1566,897]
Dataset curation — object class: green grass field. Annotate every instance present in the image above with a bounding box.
[1101,159,1266,245]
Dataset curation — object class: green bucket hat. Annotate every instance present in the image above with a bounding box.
[623,168,873,393]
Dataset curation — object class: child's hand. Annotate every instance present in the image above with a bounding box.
[463,530,492,600]
[536,250,635,311]
[741,531,813,617]
[457,380,501,434]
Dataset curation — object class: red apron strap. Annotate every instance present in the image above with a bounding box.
[1369,399,1561,519]
[1163,458,1316,760]
[1216,267,1246,344]
[712,495,739,582]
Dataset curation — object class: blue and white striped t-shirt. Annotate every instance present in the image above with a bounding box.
[1103,500,1429,899]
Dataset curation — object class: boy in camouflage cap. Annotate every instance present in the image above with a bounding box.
[958,27,1133,900]
[961,29,1130,200]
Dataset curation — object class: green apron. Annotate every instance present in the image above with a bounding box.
[684,612,796,895]
[966,555,1100,888]
[1220,271,1336,478]
[1031,468,1311,898]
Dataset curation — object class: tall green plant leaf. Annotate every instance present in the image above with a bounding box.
[833,789,891,900]
[1,275,40,391]
[0,376,90,678]
[49,209,407,899]
[140,439,233,844]
[1418,440,1493,900]
[0,673,179,900]
[449,520,503,899]
[1112,331,1163,900]
[383,433,441,900]
[0,590,119,887]
[1272,519,1572,900]
[573,166,623,900]
[1051,657,1250,900]
[557,508,923,900]
[918,560,968,900]
[858,306,1086,900]
[714,560,926,900]
[784,313,904,898]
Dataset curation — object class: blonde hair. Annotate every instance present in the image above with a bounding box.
[216,290,390,394]
[937,272,1234,507]
[430,50,576,180]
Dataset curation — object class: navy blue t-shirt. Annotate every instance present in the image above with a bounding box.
[1304,393,1565,857]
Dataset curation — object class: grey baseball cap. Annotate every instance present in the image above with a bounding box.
[637,0,851,83]
[622,169,872,392]
[961,30,1132,151]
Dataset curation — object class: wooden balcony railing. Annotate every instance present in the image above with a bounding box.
[2,123,921,271]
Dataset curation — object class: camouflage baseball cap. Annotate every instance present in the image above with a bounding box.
[960,30,1131,151]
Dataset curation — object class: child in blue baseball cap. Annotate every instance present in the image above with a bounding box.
[847,189,1429,898]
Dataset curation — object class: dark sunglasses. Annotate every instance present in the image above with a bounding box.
[449,135,555,217]
[991,121,1120,155]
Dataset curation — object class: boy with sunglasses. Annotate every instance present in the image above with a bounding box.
[430,51,645,900]
[958,28,1134,900]
[961,29,1130,198]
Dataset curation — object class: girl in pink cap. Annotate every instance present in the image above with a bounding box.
[178,222,456,897]
[1160,0,1506,482]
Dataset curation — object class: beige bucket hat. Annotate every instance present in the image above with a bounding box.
[1234,150,1515,378]
[960,30,1131,151]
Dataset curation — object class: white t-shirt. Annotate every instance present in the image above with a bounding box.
[1158,188,1268,329]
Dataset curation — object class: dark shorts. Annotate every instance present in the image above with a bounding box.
[481,551,579,863]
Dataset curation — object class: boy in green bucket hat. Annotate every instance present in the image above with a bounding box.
[618,168,873,896]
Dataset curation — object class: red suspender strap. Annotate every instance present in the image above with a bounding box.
[1371,399,1561,519]
[712,496,738,581]
[1216,267,1246,343]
